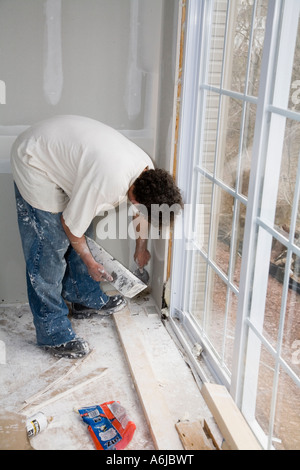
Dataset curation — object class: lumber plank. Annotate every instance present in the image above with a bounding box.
[203,417,224,450]
[0,411,33,450]
[201,383,261,450]
[175,421,214,450]
[113,308,183,450]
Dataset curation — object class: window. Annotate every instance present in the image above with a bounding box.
[170,0,300,450]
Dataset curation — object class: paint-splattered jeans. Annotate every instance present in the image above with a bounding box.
[14,183,109,347]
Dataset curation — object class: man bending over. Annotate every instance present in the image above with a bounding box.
[11,115,183,358]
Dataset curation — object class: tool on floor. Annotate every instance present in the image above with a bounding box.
[86,237,147,298]
[78,401,136,450]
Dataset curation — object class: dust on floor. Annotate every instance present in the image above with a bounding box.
[0,295,210,450]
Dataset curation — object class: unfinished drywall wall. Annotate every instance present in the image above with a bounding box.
[0,0,179,304]
[0,174,27,303]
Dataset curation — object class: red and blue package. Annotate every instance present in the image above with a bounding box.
[78,401,136,450]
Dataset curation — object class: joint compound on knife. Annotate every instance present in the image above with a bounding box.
[86,237,147,298]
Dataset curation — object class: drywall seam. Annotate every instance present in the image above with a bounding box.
[124,0,143,121]
[43,0,63,106]
[0,80,6,105]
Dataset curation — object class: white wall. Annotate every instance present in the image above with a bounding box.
[0,0,179,305]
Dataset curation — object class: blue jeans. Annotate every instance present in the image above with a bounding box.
[14,183,109,347]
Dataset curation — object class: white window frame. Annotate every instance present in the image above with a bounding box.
[170,0,300,450]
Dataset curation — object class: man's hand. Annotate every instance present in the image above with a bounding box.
[61,215,113,283]
[134,246,151,269]
[87,261,113,283]
[134,236,151,269]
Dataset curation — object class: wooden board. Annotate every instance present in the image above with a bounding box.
[201,383,261,450]
[203,417,224,450]
[113,308,183,450]
[0,411,33,450]
[175,421,214,450]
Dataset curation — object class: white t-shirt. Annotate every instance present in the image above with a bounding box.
[11,115,154,237]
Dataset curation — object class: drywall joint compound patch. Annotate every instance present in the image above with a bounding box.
[44,0,63,105]
[0,80,6,105]
[0,340,6,364]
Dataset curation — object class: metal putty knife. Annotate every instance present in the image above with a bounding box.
[86,237,147,299]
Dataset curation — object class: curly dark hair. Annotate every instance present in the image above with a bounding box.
[133,169,184,228]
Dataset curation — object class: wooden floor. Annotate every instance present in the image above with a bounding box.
[0,294,211,450]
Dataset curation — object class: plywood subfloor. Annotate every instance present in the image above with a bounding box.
[0,294,210,450]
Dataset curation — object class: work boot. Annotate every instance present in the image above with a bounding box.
[44,337,90,359]
[70,295,127,319]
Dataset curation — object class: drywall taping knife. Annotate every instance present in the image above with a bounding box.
[86,237,147,299]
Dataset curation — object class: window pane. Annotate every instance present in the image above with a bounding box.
[210,196,245,289]
[201,91,220,174]
[224,290,238,373]
[232,201,246,289]
[216,96,243,190]
[275,120,300,233]
[264,237,285,348]
[215,96,257,197]
[289,14,300,113]
[210,185,234,277]
[255,348,300,450]
[247,0,268,97]
[190,251,207,328]
[239,103,257,197]
[274,367,300,450]
[229,0,254,94]
[207,0,227,89]
[265,237,300,376]
[204,267,228,359]
[195,174,213,254]
[282,284,300,378]
[255,345,276,442]
[295,194,300,246]
[207,0,267,96]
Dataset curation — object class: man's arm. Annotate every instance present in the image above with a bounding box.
[61,215,113,282]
